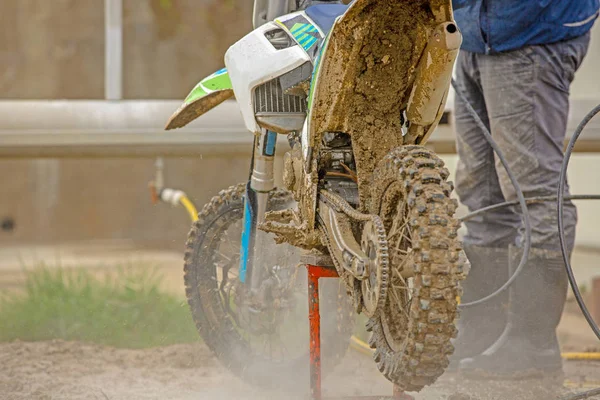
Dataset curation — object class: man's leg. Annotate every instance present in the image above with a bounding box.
[454,51,521,248]
[459,33,590,377]
[452,50,518,361]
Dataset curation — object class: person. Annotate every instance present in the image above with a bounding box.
[451,0,599,378]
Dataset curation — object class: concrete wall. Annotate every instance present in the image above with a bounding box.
[1,9,599,250]
[0,155,254,249]
[0,0,255,249]
[0,0,253,100]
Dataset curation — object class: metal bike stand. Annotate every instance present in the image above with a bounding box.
[301,253,414,400]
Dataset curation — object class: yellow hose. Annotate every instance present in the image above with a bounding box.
[350,335,600,361]
[565,380,600,389]
[180,195,199,222]
[563,352,600,361]
[349,336,600,389]
[350,335,374,356]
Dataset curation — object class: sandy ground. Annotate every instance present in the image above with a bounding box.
[1,340,599,400]
[1,244,599,399]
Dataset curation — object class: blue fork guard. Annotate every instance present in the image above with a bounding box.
[239,181,258,283]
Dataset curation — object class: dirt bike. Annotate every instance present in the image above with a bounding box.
[166,0,465,393]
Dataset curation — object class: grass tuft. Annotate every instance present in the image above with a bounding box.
[0,265,199,349]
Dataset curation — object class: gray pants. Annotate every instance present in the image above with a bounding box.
[454,33,591,251]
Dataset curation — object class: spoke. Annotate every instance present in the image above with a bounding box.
[390,288,410,319]
[216,250,232,262]
[400,229,412,245]
[262,336,269,358]
[388,220,401,239]
[390,283,414,314]
[395,217,410,236]
[221,232,240,255]
[388,201,409,237]
[391,248,409,255]
[396,224,411,245]
[389,288,402,308]
[393,259,411,281]
[392,283,414,292]
[219,262,232,291]
[390,227,411,253]
[276,334,289,361]
[223,227,233,245]
[221,227,241,257]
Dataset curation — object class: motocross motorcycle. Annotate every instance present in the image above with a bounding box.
[166,0,465,393]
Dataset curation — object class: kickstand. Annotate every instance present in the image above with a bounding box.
[306,262,414,400]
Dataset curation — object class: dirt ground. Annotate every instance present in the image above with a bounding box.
[0,339,599,400]
[1,245,599,399]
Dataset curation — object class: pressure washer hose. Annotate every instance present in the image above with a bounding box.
[349,336,600,361]
[558,104,600,341]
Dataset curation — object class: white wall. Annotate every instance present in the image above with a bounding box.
[571,22,600,100]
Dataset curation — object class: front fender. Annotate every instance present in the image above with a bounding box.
[165,68,234,130]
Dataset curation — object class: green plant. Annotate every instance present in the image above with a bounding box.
[0,264,199,349]
[159,0,173,10]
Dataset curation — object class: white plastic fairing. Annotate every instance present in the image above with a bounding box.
[301,118,310,161]
[225,21,312,134]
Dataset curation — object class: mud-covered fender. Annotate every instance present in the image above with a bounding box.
[165,68,234,130]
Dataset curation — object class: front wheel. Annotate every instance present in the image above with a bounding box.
[367,146,465,392]
[183,184,353,390]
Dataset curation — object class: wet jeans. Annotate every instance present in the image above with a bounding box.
[454,33,591,251]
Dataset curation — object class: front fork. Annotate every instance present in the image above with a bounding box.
[239,129,278,294]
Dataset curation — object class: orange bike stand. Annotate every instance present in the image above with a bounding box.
[303,253,414,400]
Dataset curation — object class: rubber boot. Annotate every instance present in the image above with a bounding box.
[458,245,568,379]
[448,245,509,369]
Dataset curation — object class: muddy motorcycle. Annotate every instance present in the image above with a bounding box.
[166,0,465,392]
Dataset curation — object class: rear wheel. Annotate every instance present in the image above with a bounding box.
[184,184,353,390]
[367,146,465,392]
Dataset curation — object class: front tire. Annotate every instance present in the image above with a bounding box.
[183,184,353,390]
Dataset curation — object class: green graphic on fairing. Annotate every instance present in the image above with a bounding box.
[184,68,232,104]
[165,68,234,131]
[307,31,332,110]
[290,23,320,51]
[275,13,323,56]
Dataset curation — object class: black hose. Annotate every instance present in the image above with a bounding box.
[560,387,600,400]
[461,195,600,222]
[557,103,600,341]
[451,78,532,309]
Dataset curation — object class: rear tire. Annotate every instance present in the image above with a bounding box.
[184,184,353,390]
[367,146,465,392]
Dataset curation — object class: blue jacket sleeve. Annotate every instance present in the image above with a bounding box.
[452,0,472,10]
